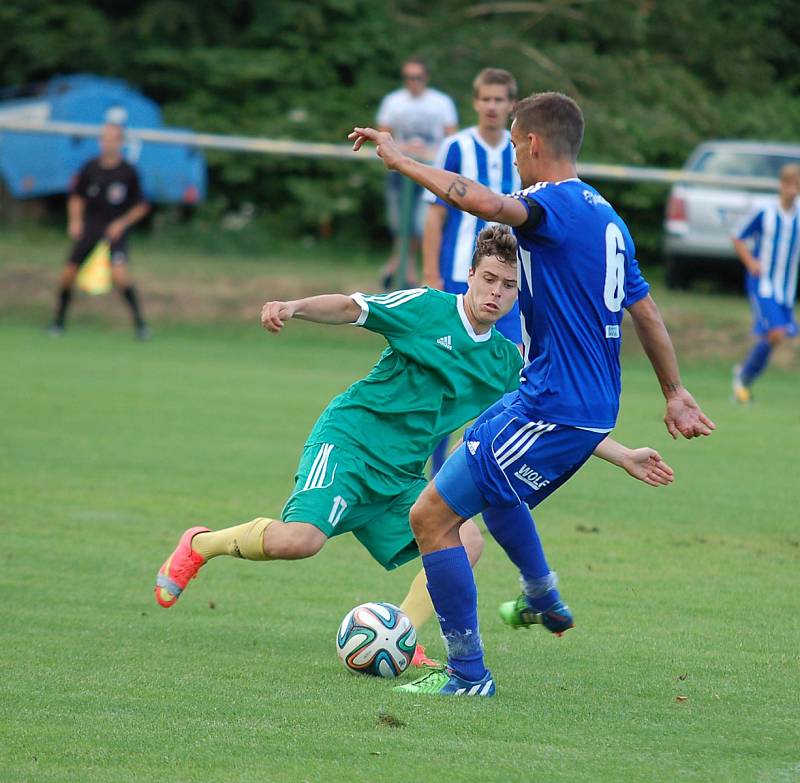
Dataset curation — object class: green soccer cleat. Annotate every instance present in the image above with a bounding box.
[393,665,495,697]
[499,595,574,636]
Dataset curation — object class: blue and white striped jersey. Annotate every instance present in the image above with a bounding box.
[736,198,800,306]
[424,127,520,286]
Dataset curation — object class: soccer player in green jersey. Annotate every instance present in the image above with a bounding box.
[154,226,673,661]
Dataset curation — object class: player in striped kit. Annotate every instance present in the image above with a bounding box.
[423,68,522,475]
[731,164,800,403]
[423,68,521,342]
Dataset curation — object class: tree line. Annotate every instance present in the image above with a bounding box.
[2,0,799,258]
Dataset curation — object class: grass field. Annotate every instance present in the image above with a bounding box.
[1,228,799,782]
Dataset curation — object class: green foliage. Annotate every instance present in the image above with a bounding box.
[1,0,800,255]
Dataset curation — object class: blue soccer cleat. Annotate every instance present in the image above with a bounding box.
[393,665,495,697]
[499,595,574,636]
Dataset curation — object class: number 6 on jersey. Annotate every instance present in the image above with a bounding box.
[604,222,626,312]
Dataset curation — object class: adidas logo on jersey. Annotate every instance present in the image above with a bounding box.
[467,440,480,455]
[436,335,453,351]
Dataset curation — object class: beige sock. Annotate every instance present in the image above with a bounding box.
[399,567,435,631]
[192,518,276,561]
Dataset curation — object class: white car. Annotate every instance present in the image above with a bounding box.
[662,140,800,289]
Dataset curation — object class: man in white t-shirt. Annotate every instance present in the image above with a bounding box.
[376,57,458,290]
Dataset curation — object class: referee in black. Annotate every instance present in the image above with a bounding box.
[49,122,151,339]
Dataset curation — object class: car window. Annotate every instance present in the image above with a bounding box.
[692,150,800,178]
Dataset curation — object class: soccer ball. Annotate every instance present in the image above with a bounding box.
[336,602,416,678]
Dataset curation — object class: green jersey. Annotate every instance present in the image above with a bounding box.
[306,288,522,480]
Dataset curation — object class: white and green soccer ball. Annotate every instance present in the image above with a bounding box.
[336,602,416,678]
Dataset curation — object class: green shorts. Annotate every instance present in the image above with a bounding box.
[281,441,427,570]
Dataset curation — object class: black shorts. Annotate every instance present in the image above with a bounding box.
[67,234,129,267]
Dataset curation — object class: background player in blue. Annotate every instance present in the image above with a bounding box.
[731,164,800,403]
[350,91,715,697]
[422,67,522,475]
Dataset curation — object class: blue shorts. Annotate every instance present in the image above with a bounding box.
[442,280,522,344]
[749,293,798,337]
[434,444,488,519]
[435,392,607,516]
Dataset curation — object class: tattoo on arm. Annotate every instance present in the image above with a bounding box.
[664,382,682,393]
[444,176,469,204]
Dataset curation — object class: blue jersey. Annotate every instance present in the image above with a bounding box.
[425,127,521,341]
[735,198,800,307]
[513,179,650,430]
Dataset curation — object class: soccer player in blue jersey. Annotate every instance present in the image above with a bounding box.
[731,164,800,403]
[422,68,522,475]
[350,91,714,697]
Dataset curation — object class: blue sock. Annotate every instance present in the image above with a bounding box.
[430,436,449,477]
[741,340,772,386]
[422,546,486,682]
[482,504,561,611]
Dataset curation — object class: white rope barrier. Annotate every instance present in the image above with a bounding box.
[0,119,779,190]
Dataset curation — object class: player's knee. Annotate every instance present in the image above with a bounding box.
[111,267,129,288]
[263,522,326,560]
[767,328,786,346]
[409,497,432,541]
[409,493,454,551]
[61,264,78,286]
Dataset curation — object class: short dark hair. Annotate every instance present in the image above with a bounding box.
[513,92,584,160]
[473,68,518,101]
[471,224,518,270]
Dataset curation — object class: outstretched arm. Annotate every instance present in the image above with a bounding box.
[593,436,674,487]
[261,294,361,333]
[349,127,528,227]
[626,294,715,439]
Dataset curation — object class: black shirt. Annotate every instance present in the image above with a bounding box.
[71,158,145,235]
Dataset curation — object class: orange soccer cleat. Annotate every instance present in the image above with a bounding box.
[154,526,210,608]
[411,643,441,668]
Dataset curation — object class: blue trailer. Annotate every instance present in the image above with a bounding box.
[0,74,206,204]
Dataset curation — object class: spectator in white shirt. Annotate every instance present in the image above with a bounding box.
[376,57,458,290]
